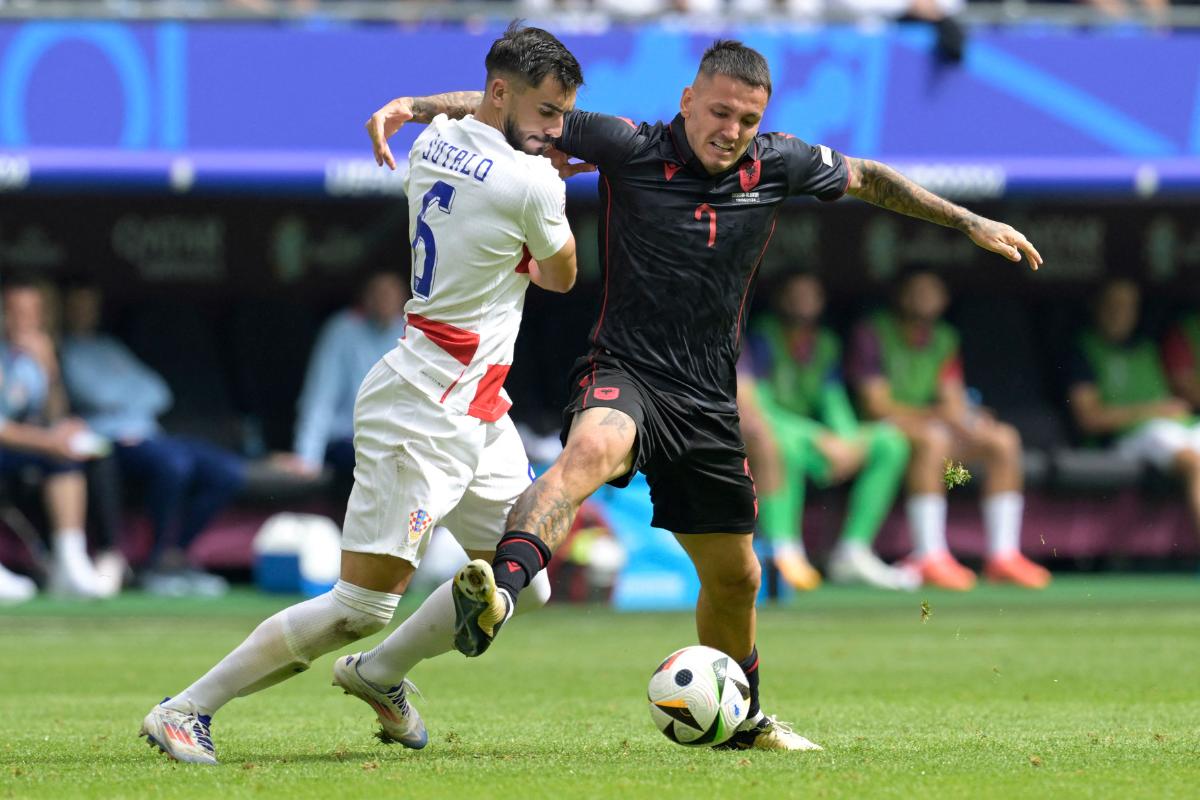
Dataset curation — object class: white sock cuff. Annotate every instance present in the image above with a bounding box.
[332,579,401,624]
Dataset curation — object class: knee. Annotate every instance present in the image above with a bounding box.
[156,451,195,487]
[704,558,761,606]
[330,581,398,640]
[912,424,952,458]
[989,423,1022,460]
[559,434,624,493]
[872,427,911,464]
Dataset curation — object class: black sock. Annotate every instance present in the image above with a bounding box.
[492,530,551,605]
[739,647,761,720]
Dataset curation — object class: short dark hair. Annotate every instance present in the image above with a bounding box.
[485,21,583,92]
[698,40,771,97]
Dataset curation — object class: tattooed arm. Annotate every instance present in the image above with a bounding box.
[845,157,1043,269]
[365,91,484,169]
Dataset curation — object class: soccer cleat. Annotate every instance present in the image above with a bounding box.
[715,712,823,752]
[826,542,920,591]
[773,551,823,592]
[139,698,217,765]
[332,653,428,749]
[908,551,976,591]
[47,558,102,599]
[983,553,1051,589]
[452,559,512,657]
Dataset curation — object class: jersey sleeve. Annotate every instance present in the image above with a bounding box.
[771,134,850,202]
[521,168,571,261]
[554,110,643,172]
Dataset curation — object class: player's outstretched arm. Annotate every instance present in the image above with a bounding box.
[845,157,1043,270]
[366,91,484,169]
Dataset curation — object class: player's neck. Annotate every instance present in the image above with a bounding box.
[474,103,503,135]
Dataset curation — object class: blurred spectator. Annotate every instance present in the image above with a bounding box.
[1068,279,1200,538]
[1161,307,1200,411]
[273,270,408,491]
[1,278,106,599]
[742,272,916,591]
[60,283,245,596]
[849,266,1051,590]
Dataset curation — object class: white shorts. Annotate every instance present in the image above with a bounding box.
[1115,418,1200,471]
[341,359,532,566]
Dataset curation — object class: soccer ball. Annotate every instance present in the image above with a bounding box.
[647,645,750,747]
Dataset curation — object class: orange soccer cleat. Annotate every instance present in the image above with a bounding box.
[984,552,1052,589]
[909,551,977,591]
[773,551,823,592]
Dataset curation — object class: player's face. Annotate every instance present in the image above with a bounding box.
[1096,281,1140,341]
[362,273,408,323]
[680,73,769,175]
[64,288,101,335]
[779,276,824,325]
[1,288,43,340]
[501,76,577,156]
[899,273,948,323]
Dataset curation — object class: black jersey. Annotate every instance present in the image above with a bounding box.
[555,111,850,405]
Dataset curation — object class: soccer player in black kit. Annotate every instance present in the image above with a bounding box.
[367,39,1042,751]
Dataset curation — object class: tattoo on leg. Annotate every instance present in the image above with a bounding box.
[505,480,577,551]
[598,410,631,432]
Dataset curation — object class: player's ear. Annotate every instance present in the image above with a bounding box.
[487,76,508,108]
[680,85,693,118]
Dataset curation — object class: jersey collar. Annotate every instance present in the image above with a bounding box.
[668,114,760,179]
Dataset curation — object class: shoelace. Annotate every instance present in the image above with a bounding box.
[383,678,422,716]
[191,715,215,753]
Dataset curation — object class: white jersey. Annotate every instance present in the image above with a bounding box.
[384,114,570,422]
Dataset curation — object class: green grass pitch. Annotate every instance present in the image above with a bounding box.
[2,576,1198,799]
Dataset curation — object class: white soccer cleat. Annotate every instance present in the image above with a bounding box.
[0,565,36,605]
[140,699,217,765]
[717,712,824,752]
[332,653,428,749]
[48,557,102,599]
[826,542,920,591]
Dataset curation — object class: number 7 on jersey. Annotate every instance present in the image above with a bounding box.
[411,180,457,300]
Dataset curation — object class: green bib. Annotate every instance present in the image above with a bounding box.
[755,317,840,418]
[1079,330,1170,407]
[870,312,958,407]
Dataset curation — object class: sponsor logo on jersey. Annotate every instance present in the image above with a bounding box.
[408,509,433,544]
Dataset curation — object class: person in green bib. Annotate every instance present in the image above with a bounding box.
[1068,278,1200,538]
[1162,309,1200,412]
[741,272,917,591]
[849,266,1051,590]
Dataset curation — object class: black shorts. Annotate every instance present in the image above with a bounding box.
[561,352,756,535]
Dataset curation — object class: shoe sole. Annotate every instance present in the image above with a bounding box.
[455,560,495,603]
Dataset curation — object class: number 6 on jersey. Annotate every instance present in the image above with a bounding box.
[411,180,457,300]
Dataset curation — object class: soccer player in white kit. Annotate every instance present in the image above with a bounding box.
[139,23,583,764]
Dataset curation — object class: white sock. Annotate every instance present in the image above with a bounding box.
[357,570,551,687]
[906,494,948,557]
[168,580,399,716]
[983,491,1024,557]
[53,529,89,564]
